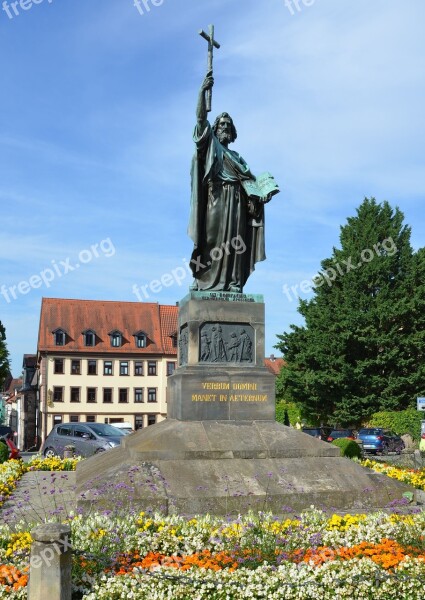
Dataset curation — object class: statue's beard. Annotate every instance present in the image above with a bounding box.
[217,131,231,145]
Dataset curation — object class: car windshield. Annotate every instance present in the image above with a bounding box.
[87,424,125,437]
[331,430,351,437]
[359,429,382,435]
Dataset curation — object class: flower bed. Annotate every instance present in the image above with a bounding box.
[1,458,425,598]
[0,507,424,598]
[0,456,81,509]
[0,461,26,509]
[361,458,425,490]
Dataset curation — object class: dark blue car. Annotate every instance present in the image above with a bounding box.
[357,428,404,455]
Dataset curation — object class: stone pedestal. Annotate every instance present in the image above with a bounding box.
[76,292,419,516]
[168,292,276,421]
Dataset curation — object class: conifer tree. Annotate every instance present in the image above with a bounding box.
[275,198,425,426]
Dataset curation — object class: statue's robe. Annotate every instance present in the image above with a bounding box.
[188,121,265,292]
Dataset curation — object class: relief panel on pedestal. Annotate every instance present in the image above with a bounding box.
[199,323,254,364]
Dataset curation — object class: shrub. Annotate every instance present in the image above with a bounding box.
[368,410,424,442]
[331,438,362,459]
[276,402,300,426]
[0,441,8,464]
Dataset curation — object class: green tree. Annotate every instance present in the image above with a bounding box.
[0,321,10,391]
[275,198,425,426]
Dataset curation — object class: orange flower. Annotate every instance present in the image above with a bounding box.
[108,548,245,575]
[0,564,29,591]
[298,539,425,570]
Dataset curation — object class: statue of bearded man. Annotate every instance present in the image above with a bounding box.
[188,71,273,293]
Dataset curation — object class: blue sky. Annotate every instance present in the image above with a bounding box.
[1,0,425,375]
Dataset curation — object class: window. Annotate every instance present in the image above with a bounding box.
[53,415,63,426]
[134,361,143,376]
[74,425,93,439]
[70,415,79,423]
[57,425,72,436]
[71,360,81,375]
[53,387,64,402]
[148,388,157,403]
[148,414,156,426]
[148,361,157,376]
[104,361,113,376]
[120,361,129,376]
[167,361,176,376]
[84,330,95,347]
[135,415,144,430]
[110,331,122,348]
[119,388,128,403]
[54,359,64,374]
[87,388,97,403]
[86,415,96,423]
[70,388,80,403]
[134,388,144,403]
[54,330,65,346]
[135,333,146,348]
[88,360,97,375]
[103,388,113,403]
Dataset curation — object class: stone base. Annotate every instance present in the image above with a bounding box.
[76,420,418,516]
[170,292,277,420]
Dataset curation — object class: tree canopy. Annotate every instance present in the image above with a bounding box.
[275,198,425,426]
[0,321,10,391]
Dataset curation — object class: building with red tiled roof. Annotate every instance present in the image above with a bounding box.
[37,298,178,440]
[263,355,286,376]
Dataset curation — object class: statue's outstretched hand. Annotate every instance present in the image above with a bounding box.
[201,69,214,92]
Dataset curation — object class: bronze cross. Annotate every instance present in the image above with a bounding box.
[199,24,220,112]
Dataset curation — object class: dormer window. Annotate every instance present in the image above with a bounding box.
[171,333,177,348]
[83,330,96,347]
[134,331,147,348]
[53,329,66,346]
[110,331,122,348]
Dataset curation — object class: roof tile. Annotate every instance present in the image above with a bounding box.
[38,298,178,356]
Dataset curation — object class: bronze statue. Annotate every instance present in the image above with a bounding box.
[188,26,279,293]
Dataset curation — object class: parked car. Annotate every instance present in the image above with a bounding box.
[302,426,332,441]
[357,428,405,454]
[110,422,134,434]
[327,429,356,442]
[41,423,126,458]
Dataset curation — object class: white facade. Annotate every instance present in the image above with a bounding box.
[38,353,176,438]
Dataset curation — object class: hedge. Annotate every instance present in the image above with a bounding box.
[368,409,424,442]
[276,402,301,427]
